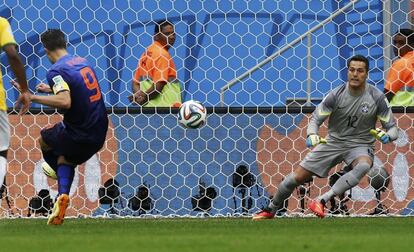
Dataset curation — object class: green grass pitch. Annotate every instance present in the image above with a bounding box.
[1,217,413,252]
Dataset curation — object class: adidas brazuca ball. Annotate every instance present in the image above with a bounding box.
[178,100,207,129]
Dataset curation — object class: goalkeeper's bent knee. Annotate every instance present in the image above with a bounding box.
[331,161,371,196]
[352,161,372,178]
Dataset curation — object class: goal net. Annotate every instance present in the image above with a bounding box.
[1,0,413,217]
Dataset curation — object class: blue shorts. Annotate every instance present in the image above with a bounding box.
[40,122,105,165]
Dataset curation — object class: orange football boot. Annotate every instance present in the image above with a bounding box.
[47,194,70,225]
[309,200,326,218]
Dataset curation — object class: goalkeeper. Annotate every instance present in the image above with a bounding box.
[253,55,398,219]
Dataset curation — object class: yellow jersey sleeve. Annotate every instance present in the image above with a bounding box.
[0,17,17,49]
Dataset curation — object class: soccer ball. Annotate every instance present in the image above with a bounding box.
[178,100,207,129]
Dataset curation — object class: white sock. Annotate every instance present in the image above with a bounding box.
[0,156,6,189]
[0,156,6,208]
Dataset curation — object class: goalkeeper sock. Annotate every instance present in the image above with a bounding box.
[57,164,75,195]
[268,173,299,213]
[42,149,58,171]
[319,161,371,203]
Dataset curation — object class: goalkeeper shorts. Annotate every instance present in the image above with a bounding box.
[300,141,374,178]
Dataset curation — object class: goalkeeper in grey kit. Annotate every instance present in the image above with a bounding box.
[253,55,399,219]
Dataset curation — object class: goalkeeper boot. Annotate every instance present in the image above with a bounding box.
[252,207,275,220]
[42,162,57,180]
[309,200,325,218]
[47,194,69,225]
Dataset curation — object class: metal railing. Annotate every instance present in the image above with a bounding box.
[220,0,361,106]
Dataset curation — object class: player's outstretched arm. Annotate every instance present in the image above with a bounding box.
[13,80,70,109]
[30,90,71,109]
[14,81,53,94]
[306,91,335,147]
[4,45,31,114]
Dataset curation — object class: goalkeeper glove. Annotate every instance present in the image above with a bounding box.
[370,128,390,144]
[306,134,327,148]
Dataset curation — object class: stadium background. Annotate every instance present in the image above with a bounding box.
[2,0,386,106]
[1,0,414,217]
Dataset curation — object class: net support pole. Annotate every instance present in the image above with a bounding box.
[383,0,392,78]
[220,0,361,106]
[306,33,312,106]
